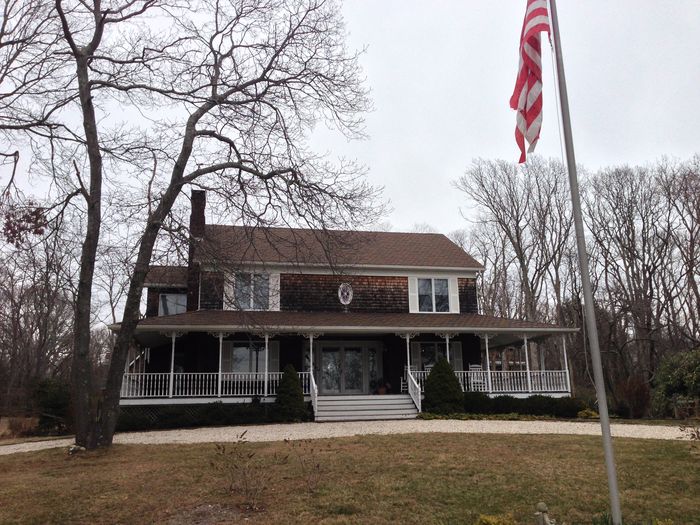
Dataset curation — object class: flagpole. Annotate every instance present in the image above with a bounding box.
[547,0,622,523]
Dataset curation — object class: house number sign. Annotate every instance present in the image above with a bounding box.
[338,282,353,305]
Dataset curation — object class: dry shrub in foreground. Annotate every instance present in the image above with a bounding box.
[209,432,287,511]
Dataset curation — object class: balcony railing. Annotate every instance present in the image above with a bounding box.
[404,369,569,394]
[121,371,312,399]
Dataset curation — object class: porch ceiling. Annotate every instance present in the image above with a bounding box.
[115,310,576,339]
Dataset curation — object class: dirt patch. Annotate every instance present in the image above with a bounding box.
[166,503,244,524]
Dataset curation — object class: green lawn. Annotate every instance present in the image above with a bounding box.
[0,433,698,524]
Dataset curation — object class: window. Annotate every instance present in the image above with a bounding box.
[226,343,265,373]
[158,293,187,316]
[419,342,447,370]
[418,278,449,312]
[234,273,269,310]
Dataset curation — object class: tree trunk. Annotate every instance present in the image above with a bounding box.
[71,54,104,449]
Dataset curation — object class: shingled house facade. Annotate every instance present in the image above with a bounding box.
[118,191,575,421]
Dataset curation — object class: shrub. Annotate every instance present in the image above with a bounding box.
[491,395,522,414]
[578,407,599,419]
[423,357,464,414]
[32,378,72,434]
[274,364,307,422]
[116,401,282,431]
[463,392,492,414]
[652,348,700,417]
[550,396,586,418]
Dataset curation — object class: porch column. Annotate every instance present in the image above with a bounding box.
[309,334,314,374]
[218,333,223,397]
[523,334,532,393]
[405,333,411,370]
[562,334,571,393]
[484,334,493,393]
[264,333,269,397]
[168,332,177,398]
[444,334,450,364]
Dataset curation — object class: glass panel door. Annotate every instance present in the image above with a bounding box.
[320,347,341,394]
[343,347,364,393]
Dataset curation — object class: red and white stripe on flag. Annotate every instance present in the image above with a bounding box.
[510,0,551,163]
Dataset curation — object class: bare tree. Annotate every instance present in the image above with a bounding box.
[1,0,381,448]
[0,234,74,414]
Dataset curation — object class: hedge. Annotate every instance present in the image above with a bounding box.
[462,392,585,418]
[423,357,464,414]
[116,399,313,432]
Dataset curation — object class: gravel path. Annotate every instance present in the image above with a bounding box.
[0,420,688,456]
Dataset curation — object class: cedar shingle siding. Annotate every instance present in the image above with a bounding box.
[280,274,409,313]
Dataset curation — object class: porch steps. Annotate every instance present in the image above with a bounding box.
[315,394,418,422]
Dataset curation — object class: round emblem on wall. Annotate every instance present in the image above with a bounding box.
[338,282,353,305]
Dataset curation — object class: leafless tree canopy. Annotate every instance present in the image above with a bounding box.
[1,0,381,447]
[457,155,700,416]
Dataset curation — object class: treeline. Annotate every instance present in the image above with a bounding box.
[453,155,700,417]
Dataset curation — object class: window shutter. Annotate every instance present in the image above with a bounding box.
[268,273,281,311]
[223,273,235,310]
[408,277,419,313]
[450,341,463,371]
[268,341,280,373]
[410,342,421,370]
[448,276,460,313]
[221,341,233,372]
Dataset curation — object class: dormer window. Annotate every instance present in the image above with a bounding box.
[158,293,187,316]
[418,278,449,312]
[235,273,269,310]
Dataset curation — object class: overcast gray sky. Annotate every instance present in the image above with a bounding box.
[310,0,700,234]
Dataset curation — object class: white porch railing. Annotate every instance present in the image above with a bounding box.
[309,372,318,415]
[406,369,422,412]
[402,370,569,395]
[121,371,312,399]
[121,373,170,398]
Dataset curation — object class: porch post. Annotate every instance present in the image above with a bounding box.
[309,334,314,374]
[405,333,411,370]
[523,334,532,393]
[264,333,269,397]
[444,334,450,364]
[562,334,571,393]
[168,332,176,398]
[218,333,223,397]
[484,334,492,393]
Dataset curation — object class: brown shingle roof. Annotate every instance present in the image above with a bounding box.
[134,310,573,335]
[198,225,483,270]
[145,265,188,287]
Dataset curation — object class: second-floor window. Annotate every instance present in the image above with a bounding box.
[235,273,269,310]
[158,293,187,316]
[418,278,449,312]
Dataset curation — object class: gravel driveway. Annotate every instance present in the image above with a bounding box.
[0,419,688,456]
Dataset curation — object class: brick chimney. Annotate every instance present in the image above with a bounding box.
[186,190,206,311]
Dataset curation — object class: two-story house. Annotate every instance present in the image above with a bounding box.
[118,191,575,421]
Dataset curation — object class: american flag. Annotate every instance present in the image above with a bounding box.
[510,0,551,163]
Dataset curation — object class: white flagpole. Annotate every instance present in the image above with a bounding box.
[547,0,622,523]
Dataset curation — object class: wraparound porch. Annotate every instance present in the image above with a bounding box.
[119,309,575,415]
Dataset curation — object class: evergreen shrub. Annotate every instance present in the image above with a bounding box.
[274,364,308,422]
[423,357,464,414]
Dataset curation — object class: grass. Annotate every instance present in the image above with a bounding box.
[0,433,698,524]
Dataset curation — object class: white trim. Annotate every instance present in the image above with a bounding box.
[268,273,281,311]
[133,324,577,335]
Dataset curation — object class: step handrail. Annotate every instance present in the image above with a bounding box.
[406,369,422,412]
